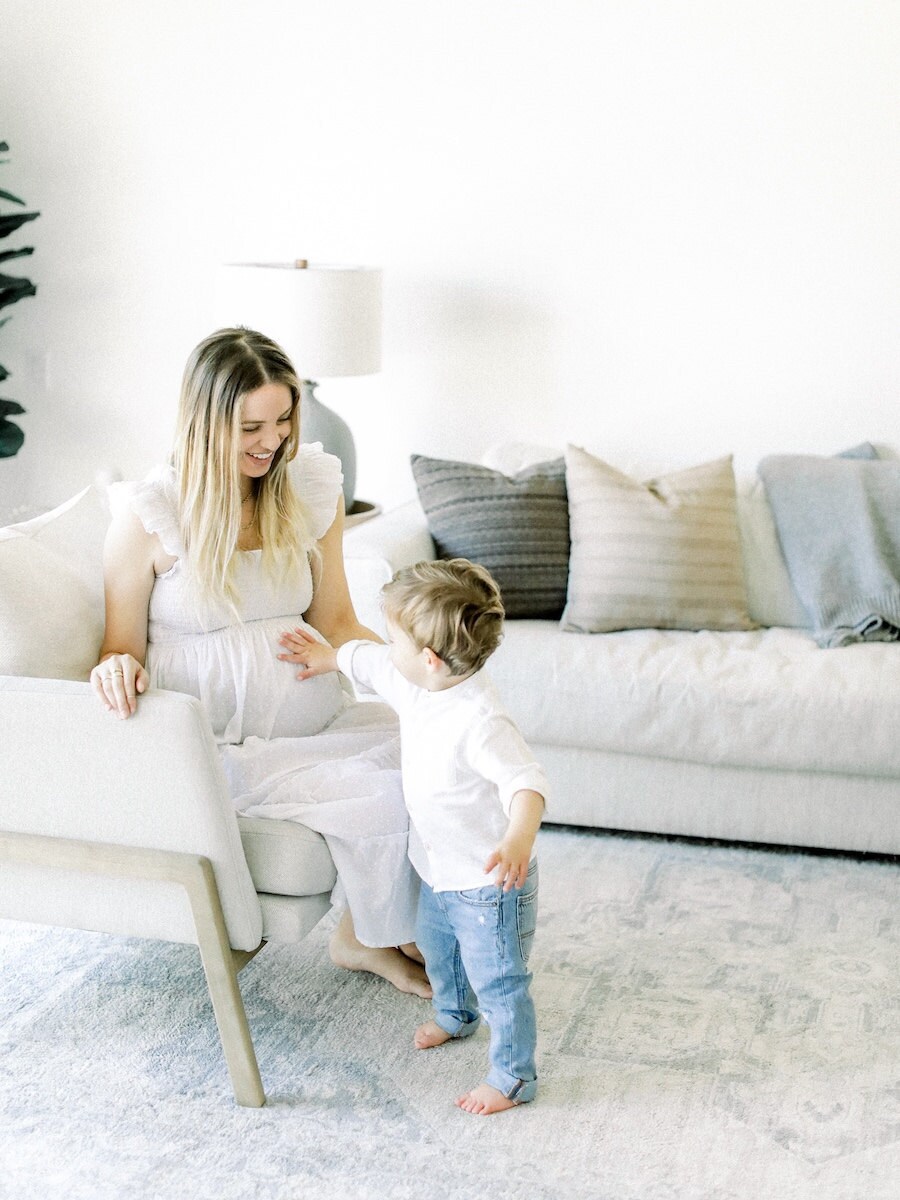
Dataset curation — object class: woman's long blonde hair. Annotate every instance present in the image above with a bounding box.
[172,327,313,613]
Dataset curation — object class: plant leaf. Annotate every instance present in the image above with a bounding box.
[0,398,25,415]
[0,418,25,457]
[0,271,36,287]
[0,247,34,264]
[0,280,36,311]
[0,364,8,381]
[0,211,39,238]
[0,142,8,152]
[0,188,25,205]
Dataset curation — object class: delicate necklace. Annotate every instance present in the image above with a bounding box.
[240,493,257,532]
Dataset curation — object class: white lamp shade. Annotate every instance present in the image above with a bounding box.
[216,262,382,379]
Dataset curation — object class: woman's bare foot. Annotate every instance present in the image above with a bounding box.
[329,912,432,998]
[400,942,426,966]
[455,1083,520,1115]
[414,1020,452,1050]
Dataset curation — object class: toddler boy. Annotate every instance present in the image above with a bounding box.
[280,558,547,1115]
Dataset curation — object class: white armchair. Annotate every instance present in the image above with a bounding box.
[0,485,337,1107]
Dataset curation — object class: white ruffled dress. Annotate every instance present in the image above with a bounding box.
[112,444,418,947]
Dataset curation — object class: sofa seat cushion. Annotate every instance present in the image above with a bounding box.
[490,622,900,779]
[237,816,336,897]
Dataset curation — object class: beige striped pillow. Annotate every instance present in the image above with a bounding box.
[561,446,754,633]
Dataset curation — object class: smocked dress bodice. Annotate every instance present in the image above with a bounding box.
[111,445,349,744]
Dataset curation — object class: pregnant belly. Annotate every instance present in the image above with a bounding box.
[148,618,348,744]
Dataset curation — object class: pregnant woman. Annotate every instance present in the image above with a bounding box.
[90,326,428,997]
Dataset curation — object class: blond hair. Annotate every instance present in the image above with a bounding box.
[382,558,505,676]
[172,327,312,613]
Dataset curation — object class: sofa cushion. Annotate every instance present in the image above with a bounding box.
[490,621,900,779]
[410,453,569,618]
[484,440,808,630]
[561,446,754,633]
[0,485,110,680]
[736,476,808,629]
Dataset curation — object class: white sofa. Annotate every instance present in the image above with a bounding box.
[343,451,900,858]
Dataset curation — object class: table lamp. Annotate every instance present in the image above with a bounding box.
[217,260,383,511]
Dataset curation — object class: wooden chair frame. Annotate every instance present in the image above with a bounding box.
[0,829,266,1107]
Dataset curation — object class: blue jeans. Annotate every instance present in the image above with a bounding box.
[416,860,539,1103]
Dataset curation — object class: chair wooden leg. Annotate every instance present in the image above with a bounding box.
[0,831,267,1108]
[185,859,266,1108]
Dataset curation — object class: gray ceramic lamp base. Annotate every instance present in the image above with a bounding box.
[299,380,356,511]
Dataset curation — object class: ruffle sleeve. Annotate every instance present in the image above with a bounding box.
[108,464,185,558]
[290,443,344,542]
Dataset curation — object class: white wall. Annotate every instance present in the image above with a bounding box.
[2,0,899,512]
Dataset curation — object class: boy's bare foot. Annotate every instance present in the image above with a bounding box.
[329,912,432,999]
[414,1020,452,1050]
[455,1083,520,1115]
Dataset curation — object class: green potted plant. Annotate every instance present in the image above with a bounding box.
[1,140,40,458]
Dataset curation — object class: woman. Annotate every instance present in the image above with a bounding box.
[91,327,429,998]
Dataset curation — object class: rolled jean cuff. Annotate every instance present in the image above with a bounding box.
[486,1072,538,1104]
[435,1014,481,1039]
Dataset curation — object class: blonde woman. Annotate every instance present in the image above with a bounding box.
[91,327,429,998]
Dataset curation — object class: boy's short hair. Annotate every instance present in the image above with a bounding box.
[382,558,505,676]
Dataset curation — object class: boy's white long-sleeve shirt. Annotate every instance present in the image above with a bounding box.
[335,640,548,892]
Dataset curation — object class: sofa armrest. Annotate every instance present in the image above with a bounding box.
[343,501,435,637]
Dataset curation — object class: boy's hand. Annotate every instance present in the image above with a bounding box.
[484,831,535,892]
[278,627,339,680]
[483,788,545,891]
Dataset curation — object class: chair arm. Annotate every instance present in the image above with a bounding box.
[343,500,435,637]
[0,676,262,949]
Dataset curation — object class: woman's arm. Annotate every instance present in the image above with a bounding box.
[90,508,160,718]
[303,497,383,647]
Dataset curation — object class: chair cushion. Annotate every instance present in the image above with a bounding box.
[258,891,333,943]
[238,815,336,896]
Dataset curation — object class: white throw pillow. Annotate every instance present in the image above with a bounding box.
[735,476,808,628]
[561,446,755,633]
[0,485,110,680]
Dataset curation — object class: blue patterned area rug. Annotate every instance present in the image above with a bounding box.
[1,826,898,1200]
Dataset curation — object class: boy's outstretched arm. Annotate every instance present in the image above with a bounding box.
[484,789,545,891]
[278,627,339,680]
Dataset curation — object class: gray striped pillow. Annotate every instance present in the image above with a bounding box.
[410,454,570,618]
[561,445,754,633]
